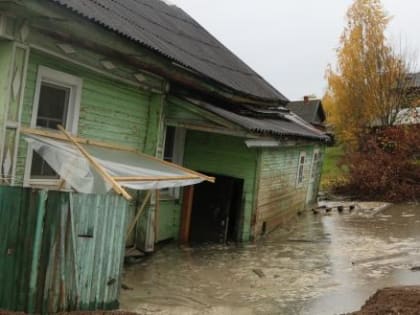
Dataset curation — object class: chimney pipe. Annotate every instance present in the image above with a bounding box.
[304,96,309,104]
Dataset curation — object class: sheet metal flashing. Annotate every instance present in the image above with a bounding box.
[48,0,288,102]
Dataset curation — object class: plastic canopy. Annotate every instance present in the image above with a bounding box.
[25,133,206,194]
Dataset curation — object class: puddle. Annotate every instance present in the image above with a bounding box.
[120,203,420,315]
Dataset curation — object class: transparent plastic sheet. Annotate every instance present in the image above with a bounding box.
[27,136,111,193]
[25,135,203,194]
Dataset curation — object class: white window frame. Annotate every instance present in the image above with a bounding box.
[24,66,82,187]
[296,151,306,187]
[161,125,186,199]
[310,149,320,182]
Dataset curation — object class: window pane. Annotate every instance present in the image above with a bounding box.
[36,82,70,130]
[298,165,304,183]
[164,126,175,161]
[297,153,305,185]
[32,82,70,179]
[31,151,59,179]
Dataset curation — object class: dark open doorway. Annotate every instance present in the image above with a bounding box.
[189,173,244,244]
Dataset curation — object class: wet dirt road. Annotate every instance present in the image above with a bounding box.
[120,203,420,315]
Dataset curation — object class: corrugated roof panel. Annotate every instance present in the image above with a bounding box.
[192,100,329,140]
[50,0,288,102]
[0,186,129,313]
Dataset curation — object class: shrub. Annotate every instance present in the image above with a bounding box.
[337,125,420,202]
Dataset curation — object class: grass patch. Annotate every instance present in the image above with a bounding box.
[321,145,348,191]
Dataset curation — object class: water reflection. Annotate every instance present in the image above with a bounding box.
[120,203,420,315]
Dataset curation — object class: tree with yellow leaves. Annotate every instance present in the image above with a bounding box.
[324,0,414,146]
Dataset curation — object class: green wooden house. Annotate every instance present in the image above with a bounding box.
[0,0,328,251]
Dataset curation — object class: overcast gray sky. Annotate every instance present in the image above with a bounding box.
[168,0,420,101]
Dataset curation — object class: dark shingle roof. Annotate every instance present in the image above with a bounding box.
[50,0,288,102]
[189,99,329,141]
[286,99,326,124]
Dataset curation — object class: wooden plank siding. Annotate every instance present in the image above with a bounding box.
[156,200,182,242]
[183,131,258,241]
[14,51,155,184]
[254,145,322,237]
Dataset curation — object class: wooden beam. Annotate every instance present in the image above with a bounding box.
[126,190,152,239]
[57,125,132,201]
[113,175,200,182]
[57,179,66,190]
[165,120,257,139]
[179,185,194,245]
[21,127,135,152]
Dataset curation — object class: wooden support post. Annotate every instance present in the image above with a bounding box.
[179,185,194,245]
[154,190,160,244]
[57,125,132,201]
[126,190,152,239]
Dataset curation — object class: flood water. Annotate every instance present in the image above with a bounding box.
[120,202,420,315]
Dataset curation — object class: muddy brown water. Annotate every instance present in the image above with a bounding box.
[120,203,420,315]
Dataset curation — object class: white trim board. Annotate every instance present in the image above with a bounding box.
[11,44,30,185]
[24,66,82,186]
[296,151,307,187]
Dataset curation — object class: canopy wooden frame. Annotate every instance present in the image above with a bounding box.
[21,127,215,201]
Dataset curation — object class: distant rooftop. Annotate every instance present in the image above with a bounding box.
[286,98,326,125]
[408,72,420,88]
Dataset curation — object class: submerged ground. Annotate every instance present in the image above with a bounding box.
[120,202,420,315]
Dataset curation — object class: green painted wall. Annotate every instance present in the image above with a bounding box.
[255,144,325,236]
[14,50,155,184]
[166,100,211,125]
[157,200,181,241]
[157,97,255,243]
[183,131,258,241]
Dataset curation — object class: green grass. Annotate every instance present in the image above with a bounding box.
[321,145,348,190]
